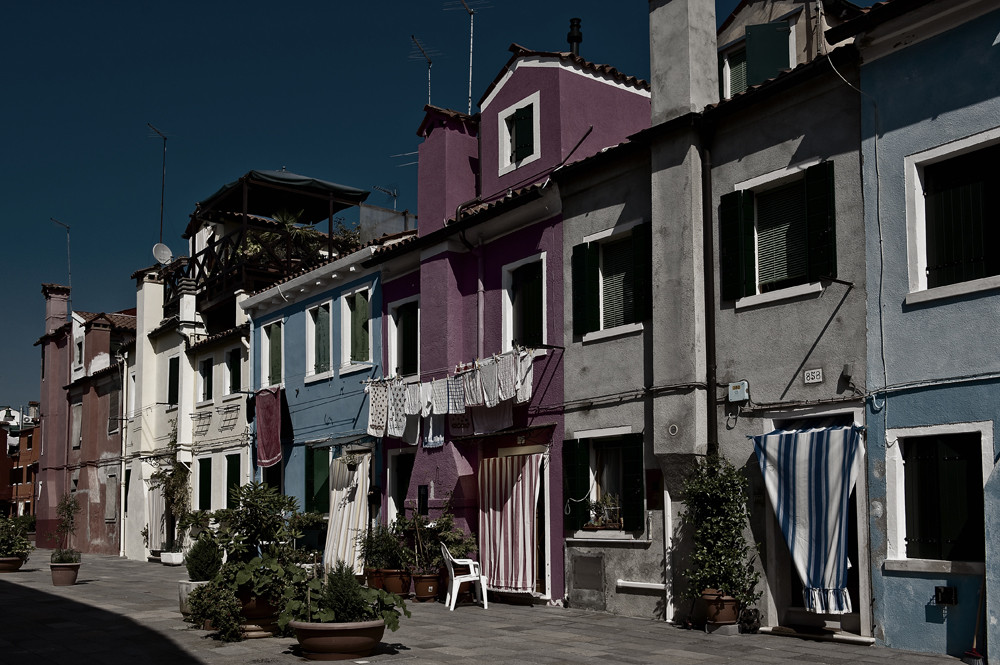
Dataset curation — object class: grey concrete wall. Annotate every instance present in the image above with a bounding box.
[649,0,718,125]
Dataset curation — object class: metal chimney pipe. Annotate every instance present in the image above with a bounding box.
[568,18,582,56]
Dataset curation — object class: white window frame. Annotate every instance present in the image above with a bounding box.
[498,90,541,176]
[502,253,547,353]
[223,347,242,397]
[261,319,284,388]
[718,14,796,99]
[198,357,214,405]
[567,426,644,542]
[387,295,420,380]
[903,126,1000,305]
[127,369,136,420]
[581,220,646,343]
[340,285,372,374]
[305,300,334,382]
[884,420,993,573]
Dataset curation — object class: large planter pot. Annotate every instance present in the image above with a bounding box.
[289,619,385,661]
[0,557,25,572]
[365,567,384,590]
[236,590,279,638]
[701,589,740,625]
[178,579,209,615]
[380,569,411,596]
[161,551,184,566]
[412,573,438,602]
[51,563,81,586]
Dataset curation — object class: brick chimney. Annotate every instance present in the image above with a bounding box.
[649,0,719,125]
[416,107,479,237]
[41,283,70,334]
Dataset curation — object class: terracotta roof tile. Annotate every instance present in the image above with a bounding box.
[187,324,249,353]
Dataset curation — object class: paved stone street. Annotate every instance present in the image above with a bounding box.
[0,550,962,664]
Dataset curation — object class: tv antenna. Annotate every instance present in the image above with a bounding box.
[373,184,399,210]
[147,123,168,244]
[50,218,72,321]
[410,35,438,106]
[445,0,490,114]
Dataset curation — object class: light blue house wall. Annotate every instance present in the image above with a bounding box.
[860,8,1000,658]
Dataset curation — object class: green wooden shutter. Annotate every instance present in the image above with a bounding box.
[225,453,240,510]
[805,161,837,282]
[631,223,652,322]
[350,291,369,362]
[619,434,645,531]
[314,304,330,374]
[268,324,282,383]
[167,357,179,406]
[719,191,755,299]
[746,22,790,87]
[938,434,984,562]
[571,243,600,336]
[903,438,937,560]
[198,458,212,511]
[305,447,330,514]
[512,105,534,162]
[397,301,419,376]
[563,439,591,531]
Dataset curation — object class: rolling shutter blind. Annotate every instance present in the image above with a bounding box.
[513,262,544,347]
[601,235,634,330]
[563,439,591,531]
[571,243,600,336]
[268,324,282,384]
[350,291,369,362]
[728,47,748,96]
[757,180,807,289]
[314,304,330,374]
[746,22,790,87]
[805,161,837,282]
[619,434,645,531]
[226,453,240,509]
[198,458,212,511]
[512,105,534,162]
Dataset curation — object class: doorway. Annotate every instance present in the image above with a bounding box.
[387,449,414,523]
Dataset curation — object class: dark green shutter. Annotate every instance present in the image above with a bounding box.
[903,439,935,560]
[572,243,600,336]
[226,454,240,510]
[719,191,755,300]
[512,105,533,162]
[563,440,591,531]
[631,223,652,322]
[198,458,212,511]
[805,161,837,282]
[619,434,645,531]
[306,447,330,514]
[314,304,330,374]
[351,292,369,362]
[268,324,282,383]
[167,357,179,406]
[938,434,984,562]
[746,22,790,87]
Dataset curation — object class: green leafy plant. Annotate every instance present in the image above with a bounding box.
[149,436,190,551]
[0,516,34,561]
[679,456,761,607]
[586,493,621,528]
[50,493,81,563]
[185,536,223,582]
[12,514,35,534]
[357,522,409,570]
[187,581,243,642]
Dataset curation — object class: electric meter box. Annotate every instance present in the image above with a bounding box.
[728,380,749,403]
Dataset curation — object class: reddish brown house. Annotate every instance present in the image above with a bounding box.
[0,405,41,518]
[36,284,135,554]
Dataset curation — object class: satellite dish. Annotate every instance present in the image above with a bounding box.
[152,243,173,265]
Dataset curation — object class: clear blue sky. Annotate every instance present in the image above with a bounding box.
[0,1,871,408]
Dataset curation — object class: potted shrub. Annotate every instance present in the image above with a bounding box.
[0,515,33,571]
[356,525,390,590]
[50,493,82,586]
[424,506,478,603]
[149,438,190,555]
[179,535,223,615]
[285,559,409,660]
[680,455,761,625]
[188,581,243,640]
[583,493,622,530]
[398,513,439,602]
[358,522,410,595]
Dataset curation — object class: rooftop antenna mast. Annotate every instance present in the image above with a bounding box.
[460,0,475,114]
[50,218,72,321]
[373,185,399,210]
[411,35,433,105]
[147,123,168,244]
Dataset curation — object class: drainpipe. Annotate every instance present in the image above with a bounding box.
[699,118,719,457]
[118,350,127,557]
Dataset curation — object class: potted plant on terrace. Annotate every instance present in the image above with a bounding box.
[179,535,223,615]
[397,512,439,602]
[680,455,760,625]
[50,493,82,586]
[149,442,190,560]
[0,515,34,571]
[357,522,411,595]
[285,559,409,660]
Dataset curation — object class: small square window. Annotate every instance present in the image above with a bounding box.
[563,434,645,532]
[504,258,544,350]
[498,91,541,176]
[572,224,651,336]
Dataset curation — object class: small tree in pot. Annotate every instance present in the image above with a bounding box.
[179,536,223,615]
[50,493,82,585]
[679,455,760,625]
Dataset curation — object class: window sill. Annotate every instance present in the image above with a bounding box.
[304,370,334,385]
[905,275,1000,305]
[195,400,213,409]
[222,392,243,402]
[734,282,824,310]
[166,406,178,413]
[339,363,372,377]
[582,323,644,345]
[566,535,652,546]
[883,558,984,575]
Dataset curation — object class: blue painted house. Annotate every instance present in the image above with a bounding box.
[829,2,1000,658]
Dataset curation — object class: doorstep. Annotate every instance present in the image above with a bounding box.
[760,625,875,646]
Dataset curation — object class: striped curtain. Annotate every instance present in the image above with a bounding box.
[752,426,863,614]
[479,454,542,593]
[324,452,371,574]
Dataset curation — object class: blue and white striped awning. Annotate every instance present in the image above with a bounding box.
[751,425,864,614]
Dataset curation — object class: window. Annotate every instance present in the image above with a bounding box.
[125,468,131,514]
[571,223,651,337]
[262,321,283,386]
[74,340,83,366]
[503,256,545,351]
[389,298,419,377]
[199,359,213,402]
[105,474,117,522]
[305,446,330,513]
[720,161,836,300]
[919,142,1000,290]
[306,302,332,377]
[563,433,644,532]
[225,453,241,510]
[719,21,792,99]
[108,387,119,435]
[902,433,984,562]
[341,288,371,367]
[198,457,212,511]
[25,432,32,450]
[167,356,180,408]
[70,401,82,449]
[498,91,541,175]
[225,348,241,395]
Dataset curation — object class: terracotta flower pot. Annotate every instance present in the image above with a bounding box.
[51,562,81,586]
[236,590,279,638]
[289,619,385,661]
[701,589,740,625]
[365,567,384,590]
[412,573,438,602]
[0,557,25,572]
[380,569,412,596]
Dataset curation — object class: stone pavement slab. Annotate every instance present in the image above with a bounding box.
[0,550,964,664]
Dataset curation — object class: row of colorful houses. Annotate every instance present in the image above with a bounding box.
[25,0,1000,660]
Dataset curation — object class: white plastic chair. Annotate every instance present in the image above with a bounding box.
[440,543,488,611]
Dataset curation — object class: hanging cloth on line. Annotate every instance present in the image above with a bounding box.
[480,357,500,408]
[496,351,517,402]
[366,381,388,437]
[431,378,450,415]
[386,381,407,438]
[447,375,466,414]
[405,382,422,416]
[462,368,484,407]
[515,350,533,404]
[255,387,283,468]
